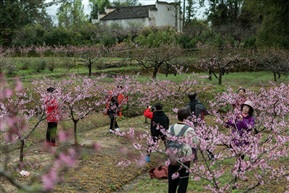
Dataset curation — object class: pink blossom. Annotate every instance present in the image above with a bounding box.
[171,172,179,179]
[41,169,58,191]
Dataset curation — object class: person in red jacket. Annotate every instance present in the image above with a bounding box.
[45,87,60,146]
[144,103,169,162]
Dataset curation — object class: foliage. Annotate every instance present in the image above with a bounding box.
[206,0,243,27]
[255,1,289,49]
[89,0,111,16]
[33,74,108,145]
[241,0,289,50]
[179,20,211,49]
[0,0,53,47]
[111,0,140,7]
[57,0,88,29]
[32,60,47,73]
[135,27,179,48]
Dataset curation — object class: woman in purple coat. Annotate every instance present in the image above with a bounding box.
[225,100,255,154]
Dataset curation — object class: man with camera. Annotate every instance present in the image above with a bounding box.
[144,103,169,162]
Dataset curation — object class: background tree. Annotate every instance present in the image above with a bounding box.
[179,19,211,49]
[135,26,178,48]
[255,0,289,49]
[197,48,245,85]
[255,48,289,81]
[89,0,111,18]
[57,0,88,28]
[239,0,289,49]
[0,0,53,47]
[134,44,183,79]
[73,45,104,76]
[185,0,196,22]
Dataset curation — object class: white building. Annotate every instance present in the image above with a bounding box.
[96,1,183,32]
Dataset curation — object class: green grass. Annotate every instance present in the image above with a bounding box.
[5,56,289,89]
[3,58,289,193]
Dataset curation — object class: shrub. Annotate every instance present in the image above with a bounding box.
[47,60,56,72]
[6,63,17,77]
[32,60,46,72]
[19,61,30,70]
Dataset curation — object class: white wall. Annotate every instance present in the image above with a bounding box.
[149,2,182,32]
[100,2,182,32]
[102,18,150,29]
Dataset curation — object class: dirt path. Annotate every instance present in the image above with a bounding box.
[53,114,165,193]
[1,113,163,193]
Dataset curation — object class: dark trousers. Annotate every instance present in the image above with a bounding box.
[168,161,191,193]
[108,113,119,130]
[46,122,57,143]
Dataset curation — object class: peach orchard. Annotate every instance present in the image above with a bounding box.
[1,73,289,192]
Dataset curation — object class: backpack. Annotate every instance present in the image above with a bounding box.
[166,125,190,166]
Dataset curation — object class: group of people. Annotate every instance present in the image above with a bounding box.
[143,92,208,193]
[44,85,254,193]
[44,85,127,146]
[143,88,255,193]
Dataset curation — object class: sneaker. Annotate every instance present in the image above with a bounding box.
[145,155,151,162]
[109,129,114,133]
[115,128,120,132]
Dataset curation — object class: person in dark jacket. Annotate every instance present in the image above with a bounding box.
[106,85,127,133]
[144,103,169,162]
[186,92,209,126]
[186,92,213,160]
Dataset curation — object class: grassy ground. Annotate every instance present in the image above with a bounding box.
[2,68,289,192]
[2,113,288,193]
[0,112,168,193]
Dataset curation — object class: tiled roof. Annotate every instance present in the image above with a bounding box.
[100,5,156,21]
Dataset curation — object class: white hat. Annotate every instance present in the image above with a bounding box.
[242,100,254,110]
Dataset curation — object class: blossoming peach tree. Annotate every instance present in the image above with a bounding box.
[0,74,79,192]
[116,81,289,192]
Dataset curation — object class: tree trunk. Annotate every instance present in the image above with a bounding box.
[152,68,158,79]
[73,120,79,145]
[209,69,212,80]
[218,68,224,85]
[20,139,25,164]
[273,72,277,81]
[88,63,92,77]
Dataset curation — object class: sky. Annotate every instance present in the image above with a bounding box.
[46,0,206,21]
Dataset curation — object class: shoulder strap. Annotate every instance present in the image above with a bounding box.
[169,125,175,135]
[177,125,190,137]
[170,124,190,137]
